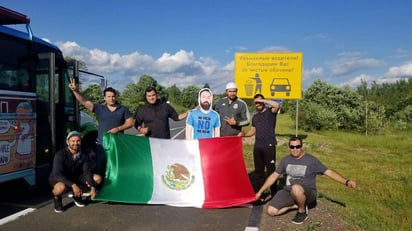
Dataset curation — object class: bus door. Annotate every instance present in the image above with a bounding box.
[35,52,76,183]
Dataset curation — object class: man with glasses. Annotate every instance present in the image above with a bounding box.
[255,136,357,225]
[242,94,280,198]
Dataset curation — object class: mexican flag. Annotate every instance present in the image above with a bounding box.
[93,133,256,208]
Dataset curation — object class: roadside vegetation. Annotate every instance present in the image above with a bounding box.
[243,113,411,230]
[77,73,411,230]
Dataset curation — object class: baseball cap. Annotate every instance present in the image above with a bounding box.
[66,131,82,140]
[225,82,237,90]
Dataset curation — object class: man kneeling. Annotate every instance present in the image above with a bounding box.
[49,131,102,213]
[255,136,356,224]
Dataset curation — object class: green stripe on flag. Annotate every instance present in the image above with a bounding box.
[95,133,154,203]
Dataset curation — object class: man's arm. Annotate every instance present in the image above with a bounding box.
[185,124,193,139]
[109,117,135,134]
[178,110,189,120]
[213,127,220,137]
[264,99,280,113]
[324,169,357,188]
[238,100,251,126]
[256,171,280,200]
[243,126,256,137]
[68,77,94,112]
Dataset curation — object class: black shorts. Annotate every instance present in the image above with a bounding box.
[268,185,317,209]
[49,175,88,188]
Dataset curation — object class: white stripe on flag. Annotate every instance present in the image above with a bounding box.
[148,138,205,207]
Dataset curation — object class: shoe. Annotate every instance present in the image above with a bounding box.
[53,196,63,213]
[292,211,308,224]
[71,196,85,207]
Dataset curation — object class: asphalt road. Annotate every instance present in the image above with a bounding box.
[0,119,263,231]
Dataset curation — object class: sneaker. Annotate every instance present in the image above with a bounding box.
[53,196,63,213]
[292,211,308,224]
[71,196,85,207]
[68,192,91,197]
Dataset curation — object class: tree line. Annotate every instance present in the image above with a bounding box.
[79,75,412,134]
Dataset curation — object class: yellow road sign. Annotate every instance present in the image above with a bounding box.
[234,52,302,99]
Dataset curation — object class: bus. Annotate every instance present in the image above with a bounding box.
[0,6,104,186]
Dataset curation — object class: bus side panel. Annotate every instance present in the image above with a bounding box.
[0,90,36,185]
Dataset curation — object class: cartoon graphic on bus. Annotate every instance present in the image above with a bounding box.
[15,101,35,159]
[270,78,291,97]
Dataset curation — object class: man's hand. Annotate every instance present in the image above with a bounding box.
[224,116,236,126]
[68,77,77,92]
[72,184,82,197]
[139,127,149,135]
[90,187,97,199]
[346,180,357,188]
[255,192,262,201]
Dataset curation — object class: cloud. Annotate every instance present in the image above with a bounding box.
[225,46,247,54]
[392,48,411,59]
[342,61,412,88]
[258,46,290,52]
[327,52,384,76]
[382,61,412,79]
[56,41,234,93]
[303,67,323,81]
[341,74,375,88]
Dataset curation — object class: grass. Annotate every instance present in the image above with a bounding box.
[242,113,411,231]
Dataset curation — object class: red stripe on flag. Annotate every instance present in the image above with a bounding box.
[199,136,256,208]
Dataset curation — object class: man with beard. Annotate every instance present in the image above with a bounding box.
[135,86,189,139]
[214,82,250,136]
[49,131,102,213]
[69,78,134,176]
[243,94,280,197]
[186,88,221,139]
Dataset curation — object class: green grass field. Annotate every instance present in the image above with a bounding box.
[242,113,411,231]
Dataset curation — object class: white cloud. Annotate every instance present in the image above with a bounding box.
[383,61,412,79]
[328,52,383,76]
[258,46,290,52]
[56,41,234,93]
[341,74,375,88]
[341,61,412,88]
[303,67,323,81]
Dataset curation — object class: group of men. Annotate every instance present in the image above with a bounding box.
[50,79,356,225]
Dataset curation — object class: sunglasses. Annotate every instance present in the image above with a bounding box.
[289,145,302,149]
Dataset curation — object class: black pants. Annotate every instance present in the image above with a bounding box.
[253,145,276,194]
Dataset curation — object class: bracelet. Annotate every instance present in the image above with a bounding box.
[345,179,350,186]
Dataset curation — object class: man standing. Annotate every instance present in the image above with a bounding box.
[256,136,357,225]
[214,82,250,136]
[49,131,102,213]
[68,78,134,175]
[186,88,220,139]
[135,86,189,139]
[243,94,280,196]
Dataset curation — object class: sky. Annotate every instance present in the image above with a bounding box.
[2,0,412,94]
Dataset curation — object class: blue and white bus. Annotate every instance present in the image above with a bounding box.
[0,6,102,186]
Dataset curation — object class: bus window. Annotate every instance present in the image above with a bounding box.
[0,66,31,91]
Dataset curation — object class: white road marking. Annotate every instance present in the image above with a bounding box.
[0,208,36,226]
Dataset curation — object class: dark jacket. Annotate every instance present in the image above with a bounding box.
[49,148,95,188]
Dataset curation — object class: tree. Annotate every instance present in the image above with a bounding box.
[65,57,87,71]
[165,84,182,105]
[295,79,364,131]
[180,85,201,108]
[121,75,167,114]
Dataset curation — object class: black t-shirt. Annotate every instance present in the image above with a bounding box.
[135,101,179,139]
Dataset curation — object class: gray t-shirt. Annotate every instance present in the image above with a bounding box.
[276,153,327,190]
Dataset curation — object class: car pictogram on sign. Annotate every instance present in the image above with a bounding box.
[270,78,291,97]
